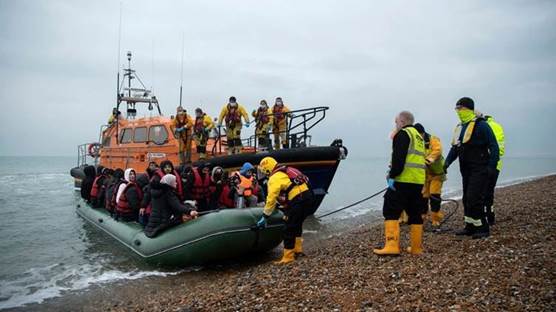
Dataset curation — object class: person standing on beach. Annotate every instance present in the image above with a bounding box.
[256,156,314,264]
[480,113,505,225]
[444,97,499,239]
[374,111,426,256]
[414,123,446,227]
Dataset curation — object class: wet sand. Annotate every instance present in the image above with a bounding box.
[11,175,556,311]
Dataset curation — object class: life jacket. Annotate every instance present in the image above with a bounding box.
[175,113,189,128]
[424,134,445,176]
[90,174,106,199]
[219,185,235,208]
[116,182,143,216]
[256,107,270,129]
[451,117,490,166]
[194,114,206,134]
[225,105,241,127]
[106,180,125,213]
[270,166,309,204]
[234,171,254,197]
[154,169,184,200]
[192,168,211,200]
[395,127,426,184]
[273,105,286,126]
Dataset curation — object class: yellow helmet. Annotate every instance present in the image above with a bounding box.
[259,157,277,176]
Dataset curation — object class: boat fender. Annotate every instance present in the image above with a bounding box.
[88,143,101,157]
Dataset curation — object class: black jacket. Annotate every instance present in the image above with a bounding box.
[144,185,194,238]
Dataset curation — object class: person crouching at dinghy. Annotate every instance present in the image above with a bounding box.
[115,168,143,222]
[144,174,199,238]
[256,157,314,265]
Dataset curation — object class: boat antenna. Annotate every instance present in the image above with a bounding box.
[115,1,123,144]
[151,38,155,94]
[179,32,185,108]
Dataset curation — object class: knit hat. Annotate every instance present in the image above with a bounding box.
[160,174,177,189]
[456,97,474,110]
[240,162,254,176]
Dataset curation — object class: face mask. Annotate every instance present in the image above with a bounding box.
[457,109,475,124]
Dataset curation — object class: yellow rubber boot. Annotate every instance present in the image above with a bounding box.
[399,211,409,224]
[406,224,424,255]
[373,220,400,256]
[274,249,295,265]
[294,237,304,255]
[431,211,444,227]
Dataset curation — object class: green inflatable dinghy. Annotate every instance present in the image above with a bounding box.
[76,201,285,266]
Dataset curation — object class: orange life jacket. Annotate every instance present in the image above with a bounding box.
[116,182,143,215]
[234,171,254,197]
[192,168,211,200]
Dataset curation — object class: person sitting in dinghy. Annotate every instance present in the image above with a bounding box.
[115,168,143,222]
[105,168,124,216]
[144,174,199,238]
[150,160,185,202]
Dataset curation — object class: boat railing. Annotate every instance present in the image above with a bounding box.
[210,106,328,155]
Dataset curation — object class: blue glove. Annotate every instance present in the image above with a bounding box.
[387,178,396,191]
[244,123,250,128]
[256,215,267,229]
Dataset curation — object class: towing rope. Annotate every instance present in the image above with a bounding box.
[316,188,387,219]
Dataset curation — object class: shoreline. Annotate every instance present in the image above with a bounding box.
[6,174,556,311]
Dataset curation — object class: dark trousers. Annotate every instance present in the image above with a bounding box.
[421,194,442,214]
[461,164,489,230]
[283,191,315,249]
[383,182,424,225]
[484,169,500,221]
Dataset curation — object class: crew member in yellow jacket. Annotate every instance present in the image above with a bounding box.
[252,100,273,152]
[218,96,250,155]
[414,123,446,227]
[272,97,290,150]
[193,108,215,160]
[172,106,194,165]
[255,157,314,265]
[481,113,505,225]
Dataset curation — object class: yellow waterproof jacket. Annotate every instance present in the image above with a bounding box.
[218,104,249,127]
[426,135,442,164]
[172,114,194,135]
[194,114,215,133]
[272,105,290,129]
[263,171,308,216]
[252,107,273,131]
[486,116,505,171]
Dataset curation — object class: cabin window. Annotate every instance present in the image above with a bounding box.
[102,135,111,147]
[149,125,168,145]
[134,127,148,143]
[120,128,133,143]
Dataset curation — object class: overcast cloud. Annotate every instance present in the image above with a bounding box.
[1,0,555,157]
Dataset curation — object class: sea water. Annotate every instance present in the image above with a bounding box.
[0,155,555,309]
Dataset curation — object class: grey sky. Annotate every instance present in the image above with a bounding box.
[1,0,555,157]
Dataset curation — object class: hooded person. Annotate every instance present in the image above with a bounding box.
[231,162,258,208]
[144,174,199,238]
[115,168,143,222]
[80,165,97,202]
[146,161,159,179]
[191,162,211,212]
[137,173,152,226]
[105,168,125,214]
[151,160,185,201]
[90,167,110,208]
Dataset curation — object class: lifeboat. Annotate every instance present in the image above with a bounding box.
[70,52,347,265]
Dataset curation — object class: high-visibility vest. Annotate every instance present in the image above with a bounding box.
[486,117,505,171]
[395,127,426,184]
